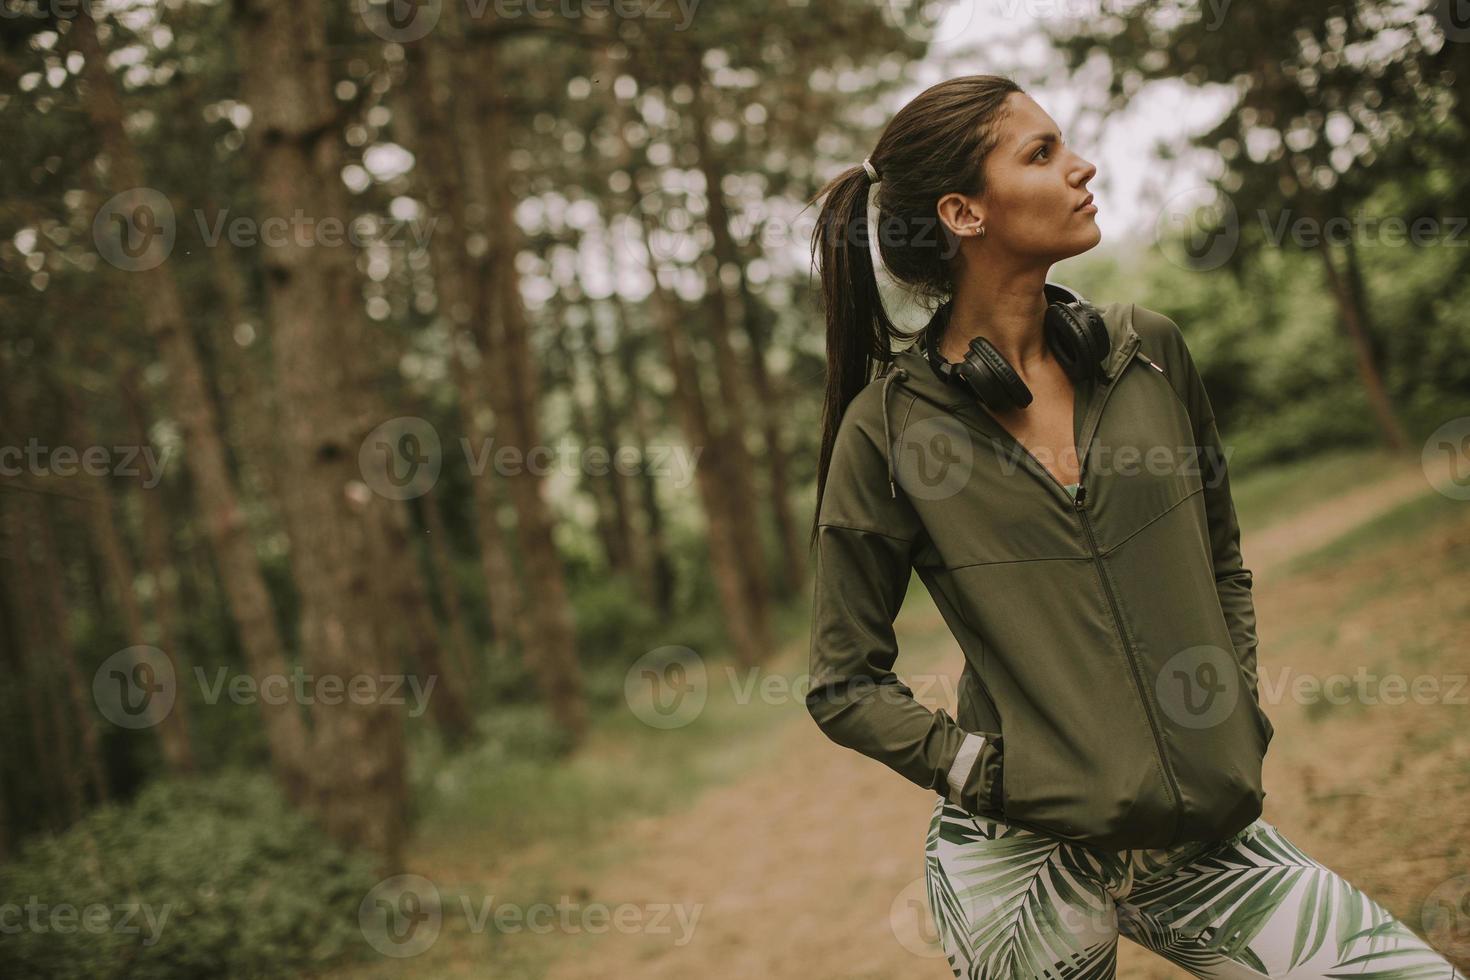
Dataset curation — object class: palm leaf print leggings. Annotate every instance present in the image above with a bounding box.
[924,796,1463,979]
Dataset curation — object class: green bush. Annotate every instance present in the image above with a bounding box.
[0,771,378,979]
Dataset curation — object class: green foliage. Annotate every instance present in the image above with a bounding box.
[0,771,378,980]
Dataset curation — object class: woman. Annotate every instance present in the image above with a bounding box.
[804,75,1460,979]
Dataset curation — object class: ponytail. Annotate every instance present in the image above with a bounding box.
[804,74,1023,553]
[806,164,894,550]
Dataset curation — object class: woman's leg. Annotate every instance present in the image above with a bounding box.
[1114,817,1463,979]
[924,795,1125,979]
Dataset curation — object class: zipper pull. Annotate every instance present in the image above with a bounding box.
[1074,484,1088,508]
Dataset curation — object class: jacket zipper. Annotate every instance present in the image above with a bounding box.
[1071,337,1184,842]
[1074,485,1182,842]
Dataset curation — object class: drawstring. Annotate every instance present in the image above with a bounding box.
[881,365,909,498]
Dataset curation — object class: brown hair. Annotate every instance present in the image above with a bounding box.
[806,74,1023,547]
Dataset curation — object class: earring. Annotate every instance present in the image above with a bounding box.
[978,225,986,238]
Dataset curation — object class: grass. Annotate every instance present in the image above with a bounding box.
[1278,487,1466,577]
[1227,446,1406,531]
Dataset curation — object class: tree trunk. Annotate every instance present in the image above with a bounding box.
[0,492,80,824]
[550,301,634,576]
[399,21,529,661]
[638,202,770,668]
[118,369,199,772]
[31,496,111,807]
[460,47,587,745]
[70,9,311,799]
[233,0,407,869]
[420,488,476,689]
[1311,221,1409,452]
[606,285,677,615]
[682,58,779,628]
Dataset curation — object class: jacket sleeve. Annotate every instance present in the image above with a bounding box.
[1163,319,1262,707]
[806,389,1005,813]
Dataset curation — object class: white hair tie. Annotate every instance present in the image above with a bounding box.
[862,157,880,182]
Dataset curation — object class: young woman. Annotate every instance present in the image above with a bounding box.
[804,74,1460,980]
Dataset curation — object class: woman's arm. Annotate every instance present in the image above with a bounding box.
[1163,318,1261,707]
[806,393,1004,812]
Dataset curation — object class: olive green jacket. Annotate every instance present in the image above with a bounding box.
[806,297,1273,850]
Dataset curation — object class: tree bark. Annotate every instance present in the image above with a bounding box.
[233,0,408,869]
[1311,219,1409,453]
[459,43,588,745]
[398,21,529,661]
[70,9,311,799]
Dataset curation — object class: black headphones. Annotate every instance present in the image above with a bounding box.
[922,282,1111,412]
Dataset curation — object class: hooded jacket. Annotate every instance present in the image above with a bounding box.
[806,285,1274,851]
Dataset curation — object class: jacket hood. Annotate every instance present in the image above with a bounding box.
[876,283,1142,498]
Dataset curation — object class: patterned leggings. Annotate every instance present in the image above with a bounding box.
[924,796,1462,979]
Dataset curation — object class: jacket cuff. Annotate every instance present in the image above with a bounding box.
[946,732,1005,813]
[946,732,986,803]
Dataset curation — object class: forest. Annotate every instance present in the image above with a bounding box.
[1,0,1468,976]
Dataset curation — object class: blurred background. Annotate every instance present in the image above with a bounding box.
[1,0,1468,977]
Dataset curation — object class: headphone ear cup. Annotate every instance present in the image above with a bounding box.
[1045,302,1110,383]
[959,336,1033,411]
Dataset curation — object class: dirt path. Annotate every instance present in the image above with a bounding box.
[537,455,1467,979]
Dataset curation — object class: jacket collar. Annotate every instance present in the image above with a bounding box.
[877,288,1141,499]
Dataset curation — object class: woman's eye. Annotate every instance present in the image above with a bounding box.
[1033,145,1049,161]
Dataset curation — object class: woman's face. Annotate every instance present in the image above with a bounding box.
[939,92,1100,264]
